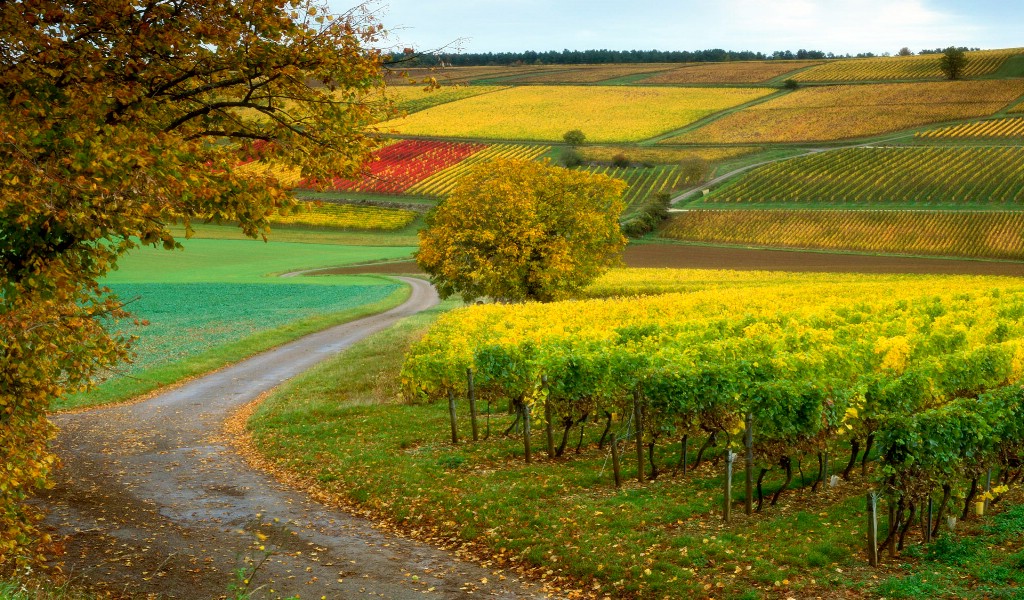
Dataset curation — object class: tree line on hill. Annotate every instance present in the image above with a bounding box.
[391,46,981,67]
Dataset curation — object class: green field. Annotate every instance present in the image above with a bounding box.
[57,238,415,410]
[694,146,1024,207]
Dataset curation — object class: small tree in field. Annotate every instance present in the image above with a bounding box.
[563,129,587,146]
[417,160,627,303]
[940,46,968,80]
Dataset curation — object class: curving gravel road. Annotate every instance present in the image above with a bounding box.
[41,277,550,599]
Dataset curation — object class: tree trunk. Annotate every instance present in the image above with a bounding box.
[648,441,658,480]
[932,484,951,539]
[693,431,717,470]
[598,411,612,450]
[962,477,979,521]
[861,433,875,476]
[877,496,905,556]
[756,467,769,512]
[575,412,588,454]
[812,452,824,492]
[842,437,860,480]
[674,434,689,476]
[897,501,916,551]
[556,417,572,457]
[770,456,793,507]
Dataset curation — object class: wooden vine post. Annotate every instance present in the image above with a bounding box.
[867,491,879,566]
[543,376,555,459]
[724,451,736,523]
[467,368,479,442]
[744,412,754,516]
[447,388,459,445]
[611,432,622,488]
[633,389,645,484]
[523,401,532,464]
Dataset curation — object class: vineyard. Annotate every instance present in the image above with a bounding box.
[401,271,1024,589]
[389,85,509,114]
[918,117,1024,139]
[701,146,1024,205]
[583,164,690,212]
[638,60,822,84]
[382,85,775,143]
[665,80,1024,143]
[268,202,417,231]
[404,143,550,196]
[793,48,1023,81]
[662,210,1024,260]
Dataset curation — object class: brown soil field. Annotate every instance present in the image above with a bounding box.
[315,243,1024,277]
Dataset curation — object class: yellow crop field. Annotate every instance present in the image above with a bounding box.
[234,160,303,188]
[502,64,677,84]
[384,65,560,85]
[793,48,1023,81]
[383,85,775,143]
[579,145,759,164]
[640,60,823,84]
[917,117,1024,139]
[388,85,508,113]
[664,80,1024,143]
[405,144,550,196]
[270,202,417,231]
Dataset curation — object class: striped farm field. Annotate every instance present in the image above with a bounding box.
[389,85,508,114]
[269,202,417,231]
[662,210,1024,260]
[584,165,689,211]
[704,146,1024,206]
[793,48,1023,81]
[491,63,676,84]
[405,143,550,196]
[579,145,759,165]
[665,80,1024,143]
[301,139,486,194]
[918,117,1024,139]
[639,60,823,84]
[383,85,775,143]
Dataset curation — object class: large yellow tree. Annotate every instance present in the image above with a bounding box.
[417,159,627,303]
[0,0,392,564]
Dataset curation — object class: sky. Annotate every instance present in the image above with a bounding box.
[335,0,1023,57]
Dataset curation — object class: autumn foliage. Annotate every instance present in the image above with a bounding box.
[416,160,627,303]
[0,0,391,564]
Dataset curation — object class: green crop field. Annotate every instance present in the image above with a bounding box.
[696,146,1024,207]
[56,239,415,410]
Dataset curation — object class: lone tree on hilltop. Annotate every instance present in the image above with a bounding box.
[417,159,627,303]
[0,0,392,564]
[563,129,587,146]
[940,46,968,80]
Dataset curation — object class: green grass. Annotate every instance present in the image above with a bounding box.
[54,237,417,410]
[248,305,1024,599]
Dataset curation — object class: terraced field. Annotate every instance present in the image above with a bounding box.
[664,80,1024,143]
[793,48,1024,81]
[662,209,1024,259]
[639,60,822,83]
[700,146,1024,205]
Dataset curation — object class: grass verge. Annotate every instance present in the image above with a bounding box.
[245,302,1024,599]
[54,284,411,411]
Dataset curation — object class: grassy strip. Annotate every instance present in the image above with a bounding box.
[54,284,411,411]
[247,301,1024,600]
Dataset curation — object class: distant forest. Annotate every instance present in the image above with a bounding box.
[390,47,982,67]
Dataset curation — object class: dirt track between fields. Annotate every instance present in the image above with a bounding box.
[317,243,1024,277]
[40,277,549,599]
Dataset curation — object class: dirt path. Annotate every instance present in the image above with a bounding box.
[40,277,549,599]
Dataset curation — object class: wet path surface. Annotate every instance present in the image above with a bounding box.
[41,278,549,599]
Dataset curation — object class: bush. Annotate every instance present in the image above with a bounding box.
[561,148,584,167]
[621,192,672,238]
[611,153,631,168]
[783,78,799,90]
[563,129,586,146]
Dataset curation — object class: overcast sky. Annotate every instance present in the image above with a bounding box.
[335,0,1022,57]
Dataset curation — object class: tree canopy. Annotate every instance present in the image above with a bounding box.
[939,46,968,80]
[416,159,627,303]
[0,0,392,564]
